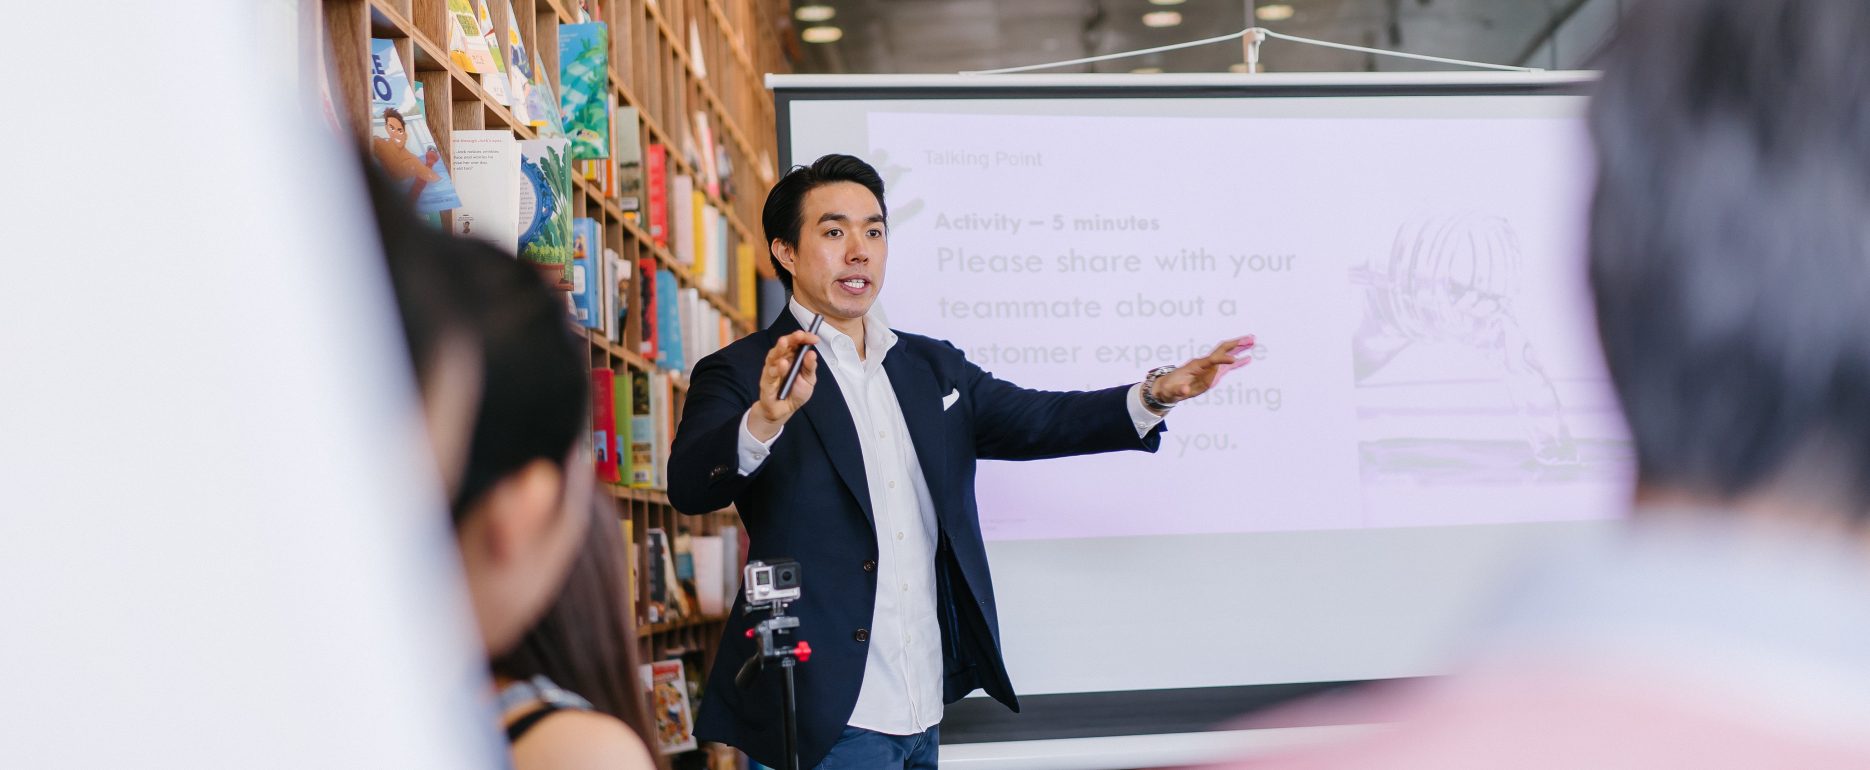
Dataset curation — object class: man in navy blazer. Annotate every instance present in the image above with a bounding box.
[669,154,1252,769]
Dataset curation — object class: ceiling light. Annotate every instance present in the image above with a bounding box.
[794,4,835,23]
[1142,11,1182,28]
[801,25,843,44]
[1148,0,1186,5]
[1255,4,1295,21]
[1131,66,1163,74]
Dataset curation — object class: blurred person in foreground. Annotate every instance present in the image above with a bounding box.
[377,168,656,768]
[1207,1,1870,766]
[493,496,659,770]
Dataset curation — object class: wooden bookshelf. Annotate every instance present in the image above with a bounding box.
[321,0,787,765]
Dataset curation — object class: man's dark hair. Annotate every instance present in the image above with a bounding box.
[760,154,887,292]
[1590,0,1870,509]
[381,107,405,129]
[371,159,590,522]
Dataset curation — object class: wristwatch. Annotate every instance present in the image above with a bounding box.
[1141,365,1179,412]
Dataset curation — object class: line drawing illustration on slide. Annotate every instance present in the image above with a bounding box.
[1349,211,1623,487]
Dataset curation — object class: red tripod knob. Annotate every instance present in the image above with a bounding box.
[746,629,755,638]
[794,641,812,662]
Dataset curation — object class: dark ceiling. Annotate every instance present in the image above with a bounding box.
[786,0,1620,75]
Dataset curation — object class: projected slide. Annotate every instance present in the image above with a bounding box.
[861,109,1631,540]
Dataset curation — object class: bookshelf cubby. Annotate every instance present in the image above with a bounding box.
[322,0,787,764]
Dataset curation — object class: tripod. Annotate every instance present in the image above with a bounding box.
[735,595,812,770]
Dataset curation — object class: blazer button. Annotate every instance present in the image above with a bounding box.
[861,560,876,572]
[854,628,869,643]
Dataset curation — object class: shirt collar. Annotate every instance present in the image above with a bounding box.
[789,296,897,366]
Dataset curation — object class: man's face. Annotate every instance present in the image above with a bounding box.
[386,116,407,146]
[776,182,887,323]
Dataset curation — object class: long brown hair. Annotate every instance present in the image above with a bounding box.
[493,495,659,759]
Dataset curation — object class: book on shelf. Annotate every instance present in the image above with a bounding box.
[635,257,659,360]
[674,532,698,616]
[690,535,725,617]
[368,40,461,214]
[693,110,720,199]
[652,372,674,488]
[736,243,757,316]
[500,0,533,124]
[591,369,621,484]
[526,48,560,132]
[687,21,707,78]
[570,217,602,328]
[628,369,657,488]
[640,659,699,755]
[517,137,575,287]
[621,519,635,616]
[646,143,668,246]
[644,528,671,622]
[670,174,695,267]
[558,23,610,162]
[474,0,511,105]
[606,245,628,344]
[719,525,742,611]
[445,0,496,73]
[654,269,685,372]
[615,106,644,214]
[612,363,632,484]
[449,130,520,253]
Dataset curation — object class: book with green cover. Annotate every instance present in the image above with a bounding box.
[517,137,573,286]
[557,23,610,161]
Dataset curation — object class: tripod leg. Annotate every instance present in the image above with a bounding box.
[782,657,799,770]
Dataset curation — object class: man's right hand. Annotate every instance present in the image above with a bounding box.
[747,330,820,441]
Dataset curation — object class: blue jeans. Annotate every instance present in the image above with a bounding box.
[814,725,940,770]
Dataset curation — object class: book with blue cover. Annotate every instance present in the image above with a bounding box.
[368,39,461,214]
[570,217,602,328]
[655,268,685,372]
[557,23,610,161]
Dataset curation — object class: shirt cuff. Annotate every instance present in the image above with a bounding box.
[1127,382,1167,438]
[737,410,782,475]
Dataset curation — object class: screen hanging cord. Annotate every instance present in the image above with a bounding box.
[959,26,1542,76]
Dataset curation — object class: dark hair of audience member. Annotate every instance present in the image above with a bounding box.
[492,496,661,762]
[1588,0,1870,512]
[370,161,590,520]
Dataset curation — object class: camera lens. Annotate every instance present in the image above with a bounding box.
[779,569,795,582]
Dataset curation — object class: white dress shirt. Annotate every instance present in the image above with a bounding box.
[737,298,1166,735]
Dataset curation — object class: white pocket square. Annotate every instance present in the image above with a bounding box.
[942,388,960,411]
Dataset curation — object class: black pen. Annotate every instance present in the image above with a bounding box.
[777,314,824,401]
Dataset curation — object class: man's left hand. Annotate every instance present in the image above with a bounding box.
[1148,335,1256,411]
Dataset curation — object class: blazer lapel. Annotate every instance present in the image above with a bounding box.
[883,342,952,520]
[769,310,876,529]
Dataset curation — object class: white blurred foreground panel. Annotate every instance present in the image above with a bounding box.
[0,4,497,769]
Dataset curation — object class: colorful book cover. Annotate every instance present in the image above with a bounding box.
[368,41,461,214]
[449,130,520,253]
[628,369,656,488]
[736,242,756,316]
[646,143,668,247]
[591,369,621,484]
[640,659,698,755]
[557,23,611,161]
[527,49,561,133]
[570,217,601,326]
[606,246,628,343]
[474,0,510,105]
[445,0,496,73]
[615,106,644,213]
[517,137,574,287]
[644,528,671,621]
[655,268,685,372]
[636,257,659,360]
[613,365,632,484]
[500,0,533,124]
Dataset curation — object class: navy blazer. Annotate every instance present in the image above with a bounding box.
[668,310,1164,768]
